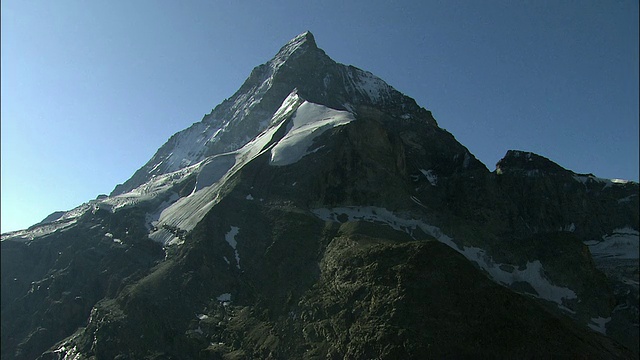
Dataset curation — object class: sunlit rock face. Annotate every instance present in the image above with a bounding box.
[2,32,638,359]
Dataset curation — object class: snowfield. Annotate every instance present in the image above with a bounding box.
[270,101,355,166]
[584,227,639,260]
[148,93,355,245]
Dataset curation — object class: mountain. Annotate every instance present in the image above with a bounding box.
[2,31,638,359]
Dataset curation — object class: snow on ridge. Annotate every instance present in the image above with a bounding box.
[271,91,304,124]
[135,35,310,186]
[148,96,300,245]
[346,67,393,104]
[612,227,640,235]
[584,227,639,260]
[270,101,355,166]
[573,174,635,188]
[98,160,205,218]
[312,206,578,307]
[611,178,630,184]
[1,218,79,242]
[157,122,215,175]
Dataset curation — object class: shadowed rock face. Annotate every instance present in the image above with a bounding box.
[2,32,638,359]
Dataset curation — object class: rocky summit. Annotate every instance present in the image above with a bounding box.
[2,31,638,359]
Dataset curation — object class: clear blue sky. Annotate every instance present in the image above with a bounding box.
[2,0,638,233]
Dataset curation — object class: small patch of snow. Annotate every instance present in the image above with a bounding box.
[167,237,185,246]
[573,175,631,188]
[462,153,471,168]
[588,317,611,334]
[410,196,428,209]
[559,223,576,232]
[611,178,629,184]
[419,169,438,186]
[225,227,241,268]
[246,194,254,200]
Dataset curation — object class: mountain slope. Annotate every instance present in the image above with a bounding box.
[110,31,430,196]
[2,31,638,359]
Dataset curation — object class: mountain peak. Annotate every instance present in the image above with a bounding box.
[495,150,567,176]
[271,31,318,65]
[287,30,316,48]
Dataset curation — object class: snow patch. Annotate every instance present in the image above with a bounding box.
[225,226,241,268]
[2,217,79,242]
[194,154,236,192]
[462,152,471,168]
[270,101,355,166]
[104,162,199,213]
[346,68,393,104]
[271,91,304,122]
[573,175,632,188]
[588,317,611,334]
[585,227,639,260]
[167,237,185,246]
[145,192,180,231]
[559,223,576,232]
[611,178,629,184]
[419,169,438,186]
[148,115,288,244]
[53,345,83,360]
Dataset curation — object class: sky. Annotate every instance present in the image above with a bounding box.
[1,0,638,233]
